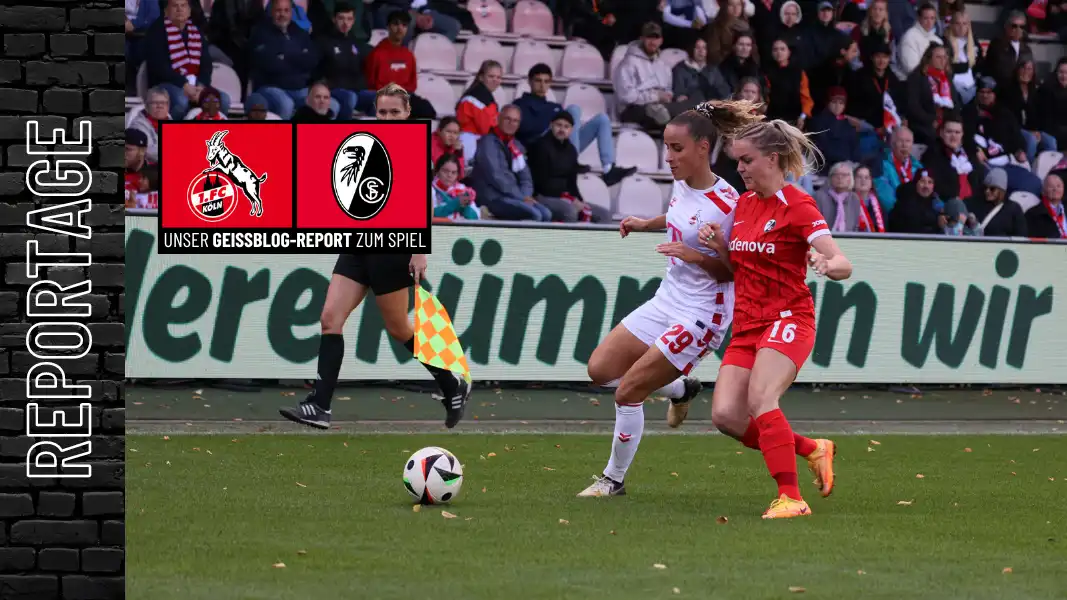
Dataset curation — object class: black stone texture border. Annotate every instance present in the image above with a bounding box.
[0,1,125,599]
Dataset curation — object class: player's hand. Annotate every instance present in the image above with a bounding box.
[698,223,725,253]
[409,254,428,285]
[807,248,829,277]
[619,216,648,237]
[656,242,701,263]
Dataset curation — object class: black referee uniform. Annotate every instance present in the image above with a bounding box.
[333,253,414,295]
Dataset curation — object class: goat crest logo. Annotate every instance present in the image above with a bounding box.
[331,132,393,220]
[186,130,268,223]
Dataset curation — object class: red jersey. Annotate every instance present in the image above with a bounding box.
[728,185,830,333]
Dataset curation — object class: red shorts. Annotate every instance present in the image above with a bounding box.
[721,317,816,372]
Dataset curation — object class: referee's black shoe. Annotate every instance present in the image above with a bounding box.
[434,374,471,429]
[279,398,331,430]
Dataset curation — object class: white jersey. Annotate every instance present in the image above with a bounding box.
[656,177,738,314]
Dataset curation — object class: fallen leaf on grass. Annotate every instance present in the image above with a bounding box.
[338,396,352,401]
[670,472,679,477]
[206,450,212,455]
[589,399,600,406]
[481,487,487,493]
[897,500,913,506]
[857,570,866,575]
[129,448,138,453]
[716,516,728,524]
[609,530,616,535]
[465,517,473,521]
[413,505,421,512]
[867,447,875,452]
[297,550,307,556]
[193,447,201,452]
[295,482,307,488]
[964,448,972,453]
[233,418,243,422]
[1051,478,1057,482]
[869,440,881,446]
[915,474,925,479]
[343,442,348,448]
[982,389,993,396]
[895,399,904,404]
[163,436,170,441]
[441,511,457,519]
[559,519,569,525]
[133,402,144,406]
[1033,448,1041,452]
[543,467,555,471]
[1011,472,1017,476]
[1002,567,1013,574]
[555,444,561,449]
[487,452,497,457]
[653,563,667,570]
[281,391,296,397]
[272,562,286,568]
[788,586,806,593]
[673,588,681,594]
[193,395,203,401]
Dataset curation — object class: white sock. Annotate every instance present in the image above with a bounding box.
[603,162,613,172]
[604,403,644,483]
[654,378,686,399]
[601,378,621,389]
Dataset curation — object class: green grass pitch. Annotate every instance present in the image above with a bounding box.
[127,434,1067,600]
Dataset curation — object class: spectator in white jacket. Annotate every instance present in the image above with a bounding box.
[898,2,942,74]
[613,21,698,129]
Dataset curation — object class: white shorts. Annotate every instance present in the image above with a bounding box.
[620,296,731,375]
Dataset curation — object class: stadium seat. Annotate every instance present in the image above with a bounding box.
[418,73,458,117]
[369,28,388,47]
[1009,190,1041,213]
[660,48,688,69]
[511,0,554,36]
[578,139,603,171]
[609,45,628,78]
[1034,150,1064,181]
[658,145,671,174]
[510,39,555,77]
[492,84,514,107]
[462,35,510,73]
[469,0,508,35]
[659,182,673,206]
[912,143,927,160]
[616,175,665,218]
[615,129,660,172]
[136,63,149,99]
[562,83,606,123]
[211,62,242,103]
[560,41,606,80]
[577,173,612,214]
[514,79,558,102]
[414,33,460,72]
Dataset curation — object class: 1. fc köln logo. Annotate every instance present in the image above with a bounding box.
[186,130,268,223]
[331,132,394,220]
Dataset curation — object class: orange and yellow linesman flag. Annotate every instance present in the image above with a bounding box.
[414,285,471,384]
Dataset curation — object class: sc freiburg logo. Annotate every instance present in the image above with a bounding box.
[331,132,394,220]
[187,130,268,223]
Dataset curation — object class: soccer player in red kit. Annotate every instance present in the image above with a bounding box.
[698,121,853,519]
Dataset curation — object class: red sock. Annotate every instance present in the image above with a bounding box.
[740,419,760,449]
[742,418,818,457]
[756,409,801,500]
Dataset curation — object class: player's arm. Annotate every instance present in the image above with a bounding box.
[808,235,852,281]
[644,214,667,231]
[694,253,734,282]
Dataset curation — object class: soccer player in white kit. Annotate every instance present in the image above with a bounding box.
[578,100,766,497]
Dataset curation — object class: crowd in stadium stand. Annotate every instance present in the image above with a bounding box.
[125,0,1067,238]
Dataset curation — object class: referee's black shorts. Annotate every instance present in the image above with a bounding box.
[333,253,413,295]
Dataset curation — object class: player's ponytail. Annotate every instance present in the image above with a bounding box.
[670,99,765,153]
[732,119,824,179]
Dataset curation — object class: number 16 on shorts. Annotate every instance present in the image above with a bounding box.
[759,313,816,371]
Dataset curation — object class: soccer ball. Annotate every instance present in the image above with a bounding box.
[403,447,464,505]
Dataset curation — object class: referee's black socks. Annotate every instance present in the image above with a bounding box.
[404,336,460,397]
[311,333,345,411]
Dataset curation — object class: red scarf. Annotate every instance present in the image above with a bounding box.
[926,66,953,125]
[492,127,527,172]
[194,112,225,120]
[893,154,912,183]
[857,192,885,232]
[165,18,202,78]
[432,177,476,202]
[1044,198,1066,237]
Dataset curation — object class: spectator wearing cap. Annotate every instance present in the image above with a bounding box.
[888,168,968,234]
[190,87,227,120]
[145,0,231,120]
[967,167,1027,237]
[982,10,1032,87]
[809,0,845,69]
[874,126,923,213]
[964,76,1043,197]
[613,22,697,130]
[527,110,612,223]
[514,64,635,187]
[815,162,864,232]
[248,0,320,120]
[810,87,861,171]
[847,38,896,156]
[1026,173,1066,238]
[127,86,170,163]
[365,10,437,120]
[943,7,979,105]
[243,93,273,120]
[372,0,461,46]
[315,3,375,119]
[471,106,552,222]
[660,0,709,51]
[671,38,732,105]
[293,82,335,122]
[904,43,960,147]
[125,128,151,196]
[899,3,941,74]
[921,113,985,205]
